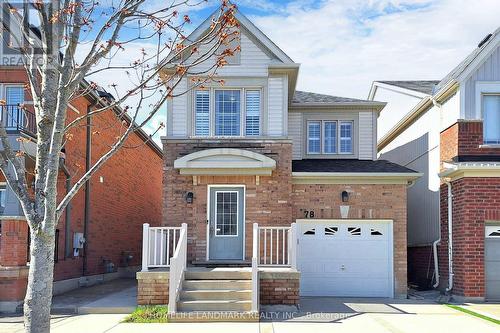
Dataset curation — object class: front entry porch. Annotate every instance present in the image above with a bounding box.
[138,223,299,320]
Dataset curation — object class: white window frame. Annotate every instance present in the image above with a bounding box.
[481,93,500,145]
[339,121,354,154]
[192,87,262,138]
[475,81,500,145]
[307,121,321,154]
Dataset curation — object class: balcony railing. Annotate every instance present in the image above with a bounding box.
[0,105,36,136]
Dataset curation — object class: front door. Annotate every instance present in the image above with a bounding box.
[208,187,244,260]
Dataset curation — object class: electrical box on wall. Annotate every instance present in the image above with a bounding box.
[73,233,85,257]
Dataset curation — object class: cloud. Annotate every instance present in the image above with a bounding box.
[249,0,500,99]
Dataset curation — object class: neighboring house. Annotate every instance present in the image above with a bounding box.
[0,69,163,312]
[369,28,500,301]
[137,10,419,318]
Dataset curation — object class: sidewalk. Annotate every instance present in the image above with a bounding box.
[460,303,500,321]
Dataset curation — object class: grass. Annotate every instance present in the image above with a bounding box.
[123,305,169,323]
[446,304,500,325]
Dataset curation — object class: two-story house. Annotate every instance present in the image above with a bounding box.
[137,10,420,319]
[369,27,500,302]
[0,59,163,312]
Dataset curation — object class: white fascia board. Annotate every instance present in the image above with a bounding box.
[372,82,429,99]
[439,163,500,180]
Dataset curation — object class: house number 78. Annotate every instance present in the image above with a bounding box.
[304,210,315,218]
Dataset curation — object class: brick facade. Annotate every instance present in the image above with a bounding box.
[163,139,293,261]
[291,183,408,298]
[259,272,300,306]
[0,68,163,310]
[430,120,500,300]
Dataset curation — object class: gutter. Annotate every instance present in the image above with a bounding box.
[59,151,72,258]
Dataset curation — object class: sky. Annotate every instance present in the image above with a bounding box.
[84,0,500,141]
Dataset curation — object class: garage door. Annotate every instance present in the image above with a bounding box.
[485,226,500,301]
[297,219,393,297]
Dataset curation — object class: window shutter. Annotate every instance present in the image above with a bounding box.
[245,90,260,136]
[195,90,210,136]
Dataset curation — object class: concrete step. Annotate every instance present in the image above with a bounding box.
[185,270,251,280]
[168,311,259,322]
[180,289,252,301]
[183,279,252,291]
[177,300,252,312]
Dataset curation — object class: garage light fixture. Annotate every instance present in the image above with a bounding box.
[341,191,349,203]
[185,192,194,204]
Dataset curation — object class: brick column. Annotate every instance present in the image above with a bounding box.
[0,218,29,313]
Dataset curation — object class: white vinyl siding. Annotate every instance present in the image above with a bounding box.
[339,121,353,154]
[358,111,375,160]
[172,78,188,136]
[268,76,284,136]
[195,90,210,136]
[483,94,500,144]
[288,113,303,159]
[323,121,337,154]
[307,121,321,154]
[245,90,260,136]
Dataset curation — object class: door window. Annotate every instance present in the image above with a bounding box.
[215,191,238,236]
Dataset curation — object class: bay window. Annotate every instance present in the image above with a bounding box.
[307,120,353,155]
[194,88,261,137]
[483,94,500,144]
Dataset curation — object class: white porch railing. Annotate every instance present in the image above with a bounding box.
[251,224,259,312]
[141,224,183,271]
[256,224,297,267]
[168,223,188,314]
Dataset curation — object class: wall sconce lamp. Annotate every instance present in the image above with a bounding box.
[185,192,194,204]
[341,190,349,203]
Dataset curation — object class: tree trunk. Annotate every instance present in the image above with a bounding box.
[23,223,56,333]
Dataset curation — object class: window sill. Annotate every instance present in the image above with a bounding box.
[479,144,500,149]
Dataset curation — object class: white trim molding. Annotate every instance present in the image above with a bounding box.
[292,172,422,185]
[439,162,500,181]
[174,148,276,176]
[475,81,500,119]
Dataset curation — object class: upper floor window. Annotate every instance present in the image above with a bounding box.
[0,185,6,214]
[307,120,353,155]
[194,88,261,137]
[483,94,500,144]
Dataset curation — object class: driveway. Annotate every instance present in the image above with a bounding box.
[1,298,499,333]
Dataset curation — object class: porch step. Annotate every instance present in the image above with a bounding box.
[185,270,251,280]
[177,300,252,312]
[183,279,252,291]
[180,289,252,301]
[191,260,251,267]
[168,311,259,322]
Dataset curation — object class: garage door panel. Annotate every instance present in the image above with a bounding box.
[486,237,500,300]
[297,220,393,298]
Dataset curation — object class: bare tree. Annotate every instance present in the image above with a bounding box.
[0,0,239,332]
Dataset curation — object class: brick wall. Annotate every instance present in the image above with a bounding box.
[162,139,293,261]
[136,271,169,305]
[291,183,408,298]
[441,120,500,166]
[439,178,500,298]
[259,272,300,306]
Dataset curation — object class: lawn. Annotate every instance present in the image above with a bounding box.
[123,305,169,323]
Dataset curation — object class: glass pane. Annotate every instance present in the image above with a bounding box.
[215,90,240,136]
[324,121,337,153]
[195,90,209,136]
[340,122,353,153]
[245,90,260,136]
[215,192,238,236]
[483,95,500,144]
[308,121,320,153]
[6,86,23,105]
[5,87,24,128]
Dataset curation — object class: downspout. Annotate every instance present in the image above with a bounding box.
[82,102,95,275]
[445,179,454,292]
[59,150,72,258]
[431,97,442,289]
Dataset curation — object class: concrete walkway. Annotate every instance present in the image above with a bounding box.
[2,299,499,333]
[460,303,500,321]
[51,278,137,314]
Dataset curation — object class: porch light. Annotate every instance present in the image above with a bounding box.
[341,191,349,203]
[185,191,194,204]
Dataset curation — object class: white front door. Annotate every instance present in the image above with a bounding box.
[297,219,393,297]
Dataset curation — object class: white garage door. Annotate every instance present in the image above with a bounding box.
[297,219,394,297]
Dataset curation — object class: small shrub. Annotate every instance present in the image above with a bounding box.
[123,305,168,323]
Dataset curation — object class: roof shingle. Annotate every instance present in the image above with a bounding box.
[292,90,377,105]
[377,80,439,95]
[292,159,418,173]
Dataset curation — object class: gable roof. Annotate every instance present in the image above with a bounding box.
[435,27,500,92]
[376,81,439,95]
[292,159,418,174]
